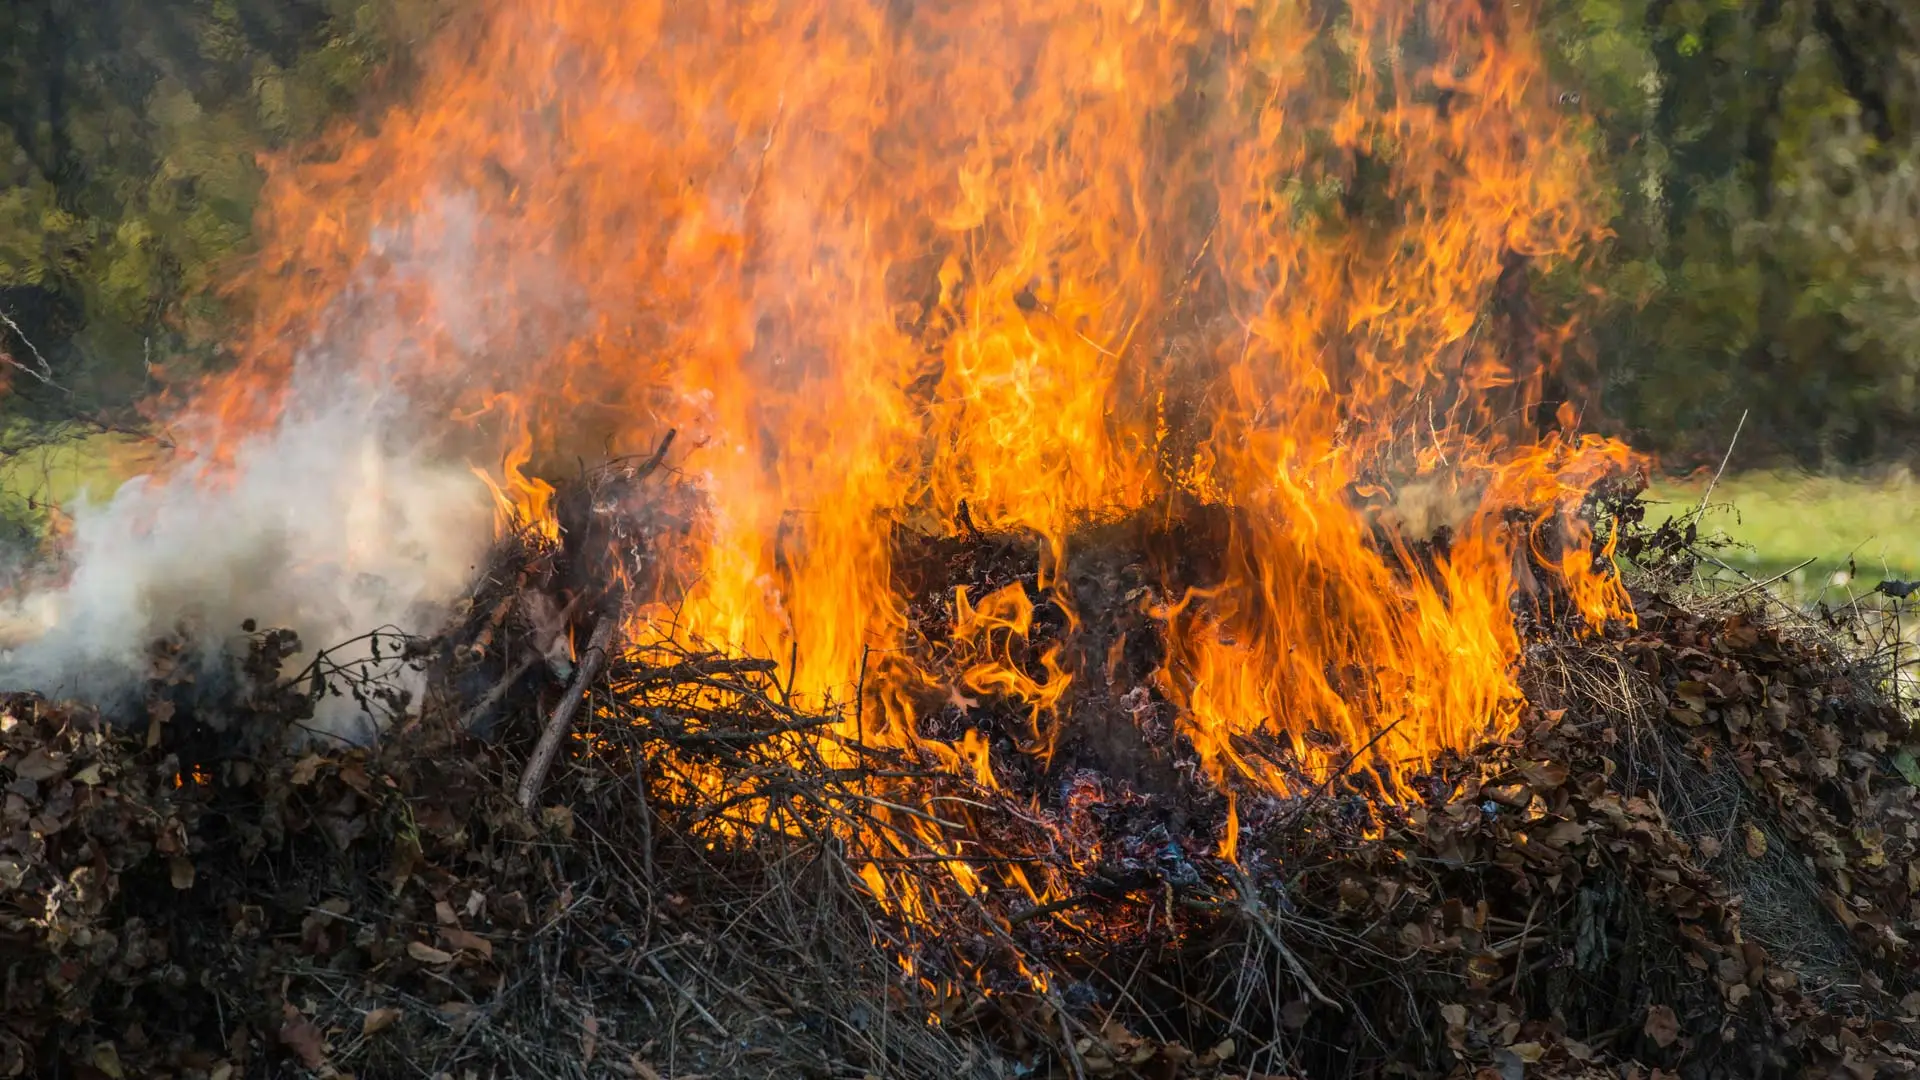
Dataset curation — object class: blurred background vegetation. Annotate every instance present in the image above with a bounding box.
[0,0,443,415]
[0,0,1915,579]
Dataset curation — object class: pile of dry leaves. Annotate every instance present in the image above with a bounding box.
[3,542,1919,1078]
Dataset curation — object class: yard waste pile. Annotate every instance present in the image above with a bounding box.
[2,490,1919,1080]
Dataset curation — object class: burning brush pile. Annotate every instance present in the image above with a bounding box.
[4,0,1920,1077]
[5,480,1920,1080]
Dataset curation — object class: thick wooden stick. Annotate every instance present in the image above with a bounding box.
[516,613,617,809]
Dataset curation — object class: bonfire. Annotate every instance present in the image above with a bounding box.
[1,0,1917,1078]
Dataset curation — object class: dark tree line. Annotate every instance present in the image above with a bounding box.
[1552,0,1920,465]
[0,0,1916,466]
[0,0,438,417]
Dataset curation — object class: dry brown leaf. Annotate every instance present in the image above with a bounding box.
[290,755,324,786]
[1644,1004,1680,1049]
[1519,761,1569,791]
[389,834,423,890]
[13,748,64,782]
[1543,820,1587,848]
[407,941,454,965]
[362,1007,401,1036]
[1666,707,1707,727]
[1674,681,1710,711]
[441,927,493,959]
[279,1005,327,1068]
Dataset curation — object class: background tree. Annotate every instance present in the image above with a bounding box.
[0,0,441,418]
[1548,0,1920,466]
[1,0,1916,468]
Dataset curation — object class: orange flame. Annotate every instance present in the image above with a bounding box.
[181,0,1637,903]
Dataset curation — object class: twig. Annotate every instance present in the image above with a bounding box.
[458,651,544,734]
[0,308,64,391]
[1696,408,1748,518]
[1725,557,1818,602]
[643,952,731,1039]
[517,613,618,808]
[1230,869,1341,1010]
[1324,715,1405,794]
[1009,894,1093,926]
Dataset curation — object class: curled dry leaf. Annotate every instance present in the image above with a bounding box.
[440,927,493,959]
[406,941,454,965]
[279,1004,327,1068]
[289,754,324,786]
[1644,1004,1680,1049]
[362,1007,401,1036]
[12,748,64,782]
[1509,1042,1546,1064]
[1518,760,1569,790]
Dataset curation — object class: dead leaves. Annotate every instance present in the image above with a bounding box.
[10,747,65,782]
[361,1007,401,1036]
[1643,1004,1680,1049]
[406,940,454,966]
[278,1003,327,1069]
[440,926,494,959]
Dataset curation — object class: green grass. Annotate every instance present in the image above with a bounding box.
[1643,470,1920,598]
[0,430,162,534]
[1,431,1915,603]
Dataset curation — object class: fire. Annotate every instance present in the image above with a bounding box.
[177,0,1634,904]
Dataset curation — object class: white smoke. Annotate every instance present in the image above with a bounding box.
[0,194,520,735]
[0,391,491,734]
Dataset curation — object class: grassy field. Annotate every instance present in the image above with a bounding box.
[0,429,163,541]
[1,429,1915,600]
[1643,469,1920,600]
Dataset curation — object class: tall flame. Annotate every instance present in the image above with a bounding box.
[186,0,1633,815]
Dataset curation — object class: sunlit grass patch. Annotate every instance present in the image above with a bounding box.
[0,428,165,542]
[1645,469,1920,598]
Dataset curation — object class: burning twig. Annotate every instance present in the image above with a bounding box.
[517,612,617,808]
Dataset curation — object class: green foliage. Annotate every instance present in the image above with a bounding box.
[0,0,443,413]
[0,0,1915,468]
[1544,0,1920,465]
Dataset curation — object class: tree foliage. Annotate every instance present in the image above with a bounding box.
[0,0,441,414]
[1546,0,1920,464]
[0,0,1914,465]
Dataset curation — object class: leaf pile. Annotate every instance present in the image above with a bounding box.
[1,577,1918,1078]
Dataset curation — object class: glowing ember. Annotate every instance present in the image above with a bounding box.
[166,0,1635,908]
